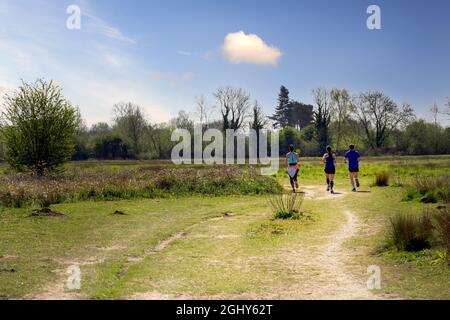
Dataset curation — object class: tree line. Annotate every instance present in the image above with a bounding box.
[0,79,449,175]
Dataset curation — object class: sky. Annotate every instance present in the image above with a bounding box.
[0,0,449,126]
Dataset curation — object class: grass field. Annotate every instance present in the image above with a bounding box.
[0,156,449,300]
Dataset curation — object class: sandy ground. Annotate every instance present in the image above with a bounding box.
[28,184,393,300]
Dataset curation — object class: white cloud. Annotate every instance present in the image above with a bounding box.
[177,50,192,56]
[83,12,136,44]
[222,31,283,65]
[201,50,215,60]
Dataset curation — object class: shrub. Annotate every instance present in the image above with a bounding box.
[2,79,78,176]
[406,176,450,204]
[373,172,390,187]
[389,212,434,251]
[434,207,450,257]
[269,193,304,220]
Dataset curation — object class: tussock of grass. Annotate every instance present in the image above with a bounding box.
[373,172,390,187]
[269,193,304,220]
[434,207,450,257]
[404,175,450,204]
[389,212,434,252]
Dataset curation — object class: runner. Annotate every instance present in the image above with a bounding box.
[322,145,337,194]
[285,144,300,193]
[344,144,361,192]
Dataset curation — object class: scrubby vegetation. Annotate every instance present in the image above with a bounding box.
[0,166,282,208]
[404,175,450,203]
[269,193,304,219]
[434,207,450,260]
[373,171,390,187]
[389,212,434,252]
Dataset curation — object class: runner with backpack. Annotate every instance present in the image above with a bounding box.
[285,145,300,193]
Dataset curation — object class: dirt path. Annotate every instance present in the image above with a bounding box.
[277,184,381,299]
[29,184,386,300]
[132,185,388,300]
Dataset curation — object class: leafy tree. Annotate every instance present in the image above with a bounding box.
[287,101,314,130]
[113,102,147,157]
[72,119,90,160]
[93,135,129,159]
[330,89,351,153]
[89,122,111,136]
[269,85,290,128]
[1,79,78,175]
[171,110,194,131]
[279,127,301,155]
[353,91,415,149]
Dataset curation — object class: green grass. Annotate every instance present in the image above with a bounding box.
[1,156,450,299]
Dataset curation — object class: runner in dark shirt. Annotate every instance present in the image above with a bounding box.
[322,146,336,194]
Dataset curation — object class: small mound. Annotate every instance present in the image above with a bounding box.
[30,208,65,217]
[112,210,127,215]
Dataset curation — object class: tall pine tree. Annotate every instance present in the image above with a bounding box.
[269,86,290,128]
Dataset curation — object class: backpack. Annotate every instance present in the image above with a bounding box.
[288,152,297,165]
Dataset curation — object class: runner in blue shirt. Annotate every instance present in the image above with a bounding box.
[344,144,361,192]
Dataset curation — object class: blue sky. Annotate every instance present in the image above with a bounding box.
[0,0,449,125]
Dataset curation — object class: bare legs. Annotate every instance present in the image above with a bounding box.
[349,172,360,191]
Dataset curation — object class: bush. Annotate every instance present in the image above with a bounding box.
[406,176,450,204]
[389,212,434,251]
[2,79,79,176]
[373,172,390,187]
[434,207,450,256]
[269,193,304,220]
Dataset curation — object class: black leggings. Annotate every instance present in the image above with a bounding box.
[289,169,299,185]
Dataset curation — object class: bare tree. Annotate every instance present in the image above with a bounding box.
[441,98,450,119]
[195,95,214,132]
[214,86,251,130]
[249,101,268,158]
[430,102,440,125]
[330,88,351,153]
[353,91,415,149]
[312,88,333,153]
[430,102,440,153]
[113,102,147,156]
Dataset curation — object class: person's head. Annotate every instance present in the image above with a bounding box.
[326,145,332,154]
[289,144,294,152]
[349,144,355,150]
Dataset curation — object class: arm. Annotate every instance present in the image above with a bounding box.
[285,154,288,167]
